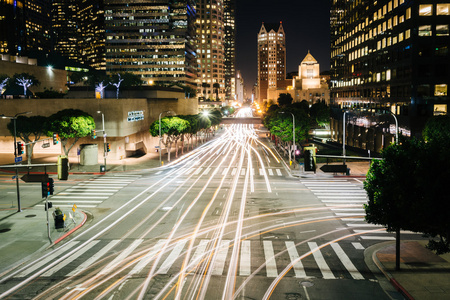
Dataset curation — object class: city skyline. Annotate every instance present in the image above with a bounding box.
[236,0,330,96]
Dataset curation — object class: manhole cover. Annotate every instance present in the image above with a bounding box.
[300,281,314,287]
[0,228,11,233]
[25,214,36,218]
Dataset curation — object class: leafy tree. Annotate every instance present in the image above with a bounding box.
[277,93,293,107]
[201,82,210,99]
[181,85,197,99]
[309,100,330,127]
[7,115,47,163]
[365,125,450,258]
[68,72,88,85]
[120,72,143,87]
[196,113,212,143]
[221,106,235,116]
[178,115,198,152]
[45,109,95,156]
[422,115,450,143]
[149,116,189,161]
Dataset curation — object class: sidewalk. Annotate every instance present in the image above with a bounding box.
[371,241,450,300]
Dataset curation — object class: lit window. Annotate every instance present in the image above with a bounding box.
[406,7,411,19]
[436,25,449,36]
[419,4,433,16]
[405,29,411,39]
[437,4,450,15]
[418,25,432,36]
[433,104,447,116]
[387,69,391,81]
[435,84,448,96]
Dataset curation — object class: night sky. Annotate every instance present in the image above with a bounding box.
[235,0,331,96]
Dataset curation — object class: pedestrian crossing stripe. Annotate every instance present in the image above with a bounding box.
[14,239,375,281]
[180,167,285,177]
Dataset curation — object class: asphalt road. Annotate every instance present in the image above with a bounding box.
[0,114,416,299]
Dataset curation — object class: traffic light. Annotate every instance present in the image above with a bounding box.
[16,142,24,156]
[52,133,59,145]
[91,129,97,139]
[106,143,111,152]
[48,178,54,195]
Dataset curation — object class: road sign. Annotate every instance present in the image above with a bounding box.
[320,164,348,173]
[15,156,23,163]
[21,173,49,183]
[155,146,160,148]
[42,143,50,148]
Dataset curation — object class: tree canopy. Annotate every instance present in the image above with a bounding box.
[364,116,450,254]
[277,93,293,107]
[46,109,95,156]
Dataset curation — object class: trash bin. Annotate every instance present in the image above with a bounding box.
[100,165,106,172]
[346,168,351,176]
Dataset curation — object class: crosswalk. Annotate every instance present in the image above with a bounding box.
[13,238,373,281]
[301,179,418,241]
[168,167,286,177]
[37,175,141,209]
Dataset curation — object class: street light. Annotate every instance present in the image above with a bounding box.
[390,111,399,145]
[279,111,295,170]
[343,111,348,159]
[1,111,32,212]
[159,110,175,166]
[97,111,107,171]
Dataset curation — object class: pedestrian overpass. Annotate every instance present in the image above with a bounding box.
[221,117,262,125]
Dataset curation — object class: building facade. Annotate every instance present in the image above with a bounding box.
[223,0,236,101]
[291,51,330,104]
[196,0,225,100]
[52,0,79,62]
[235,70,244,104]
[257,22,289,103]
[330,0,450,149]
[104,0,197,88]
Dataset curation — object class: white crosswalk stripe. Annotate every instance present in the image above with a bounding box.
[41,175,139,209]
[13,239,375,281]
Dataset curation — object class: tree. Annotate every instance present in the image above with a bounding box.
[10,73,40,96]
[7,115,47,163]
[110,73,124,99]
[213,82,220,101]
[35,87,66,99]
[364,126,450,262]
[201,82,210,99]
[95,81,108,99]
[309,100,330,128]
[149,116,189,162]
[0,74,9,95]
[45,109,95,156]
[120,72,143,87]
[277,93,293,107]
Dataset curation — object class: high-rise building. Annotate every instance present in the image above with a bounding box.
[257,22,288,103]
[1,0,52,56]
[52,0,79,61]
[78,0,105,70]
[330,0,450,146]
[223,0,236,101]
[196,0,225,100]
[105,0,197,88]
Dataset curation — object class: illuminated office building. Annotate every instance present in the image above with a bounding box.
[105,0,197,88]
[224,0,235,101]
[330,0,450,147]
[196,0,225,100]
[78,0,105,70]
[52,0,78,61]
[257,22,288,103]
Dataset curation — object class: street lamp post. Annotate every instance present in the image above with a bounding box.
[97,111,107,172]
[279,112,295,170]
[1,111,32,212]
[343,111,347,158]
[159,111,174,166]
[390,112,399,145]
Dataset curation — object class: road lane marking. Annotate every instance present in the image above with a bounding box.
[194,168,203,175]
[240,241,251,276]
[189,240,209,267]
[268,169,274,176]
[263,241,278,277]
[231,168,237,176]
[14,241,80,278]
[67,240,120,277]
[204,167,211,175]
[360,236,395,240]
[308,242,335,279]
[259,168,264,175]
[276,169,282,176]
[285,241,307,278]
[158,240,188,274]
[130,240,167,275]
[42,240,100,277]
[212,240,230,275]
[99,239,143,275]
[352,242,365,250]
[330,243,364,280]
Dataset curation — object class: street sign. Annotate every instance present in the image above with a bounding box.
[21,173,49,183]
[155,146,160,148]
[42,143,50,148]
[320,164,348,173]
[15,156,23,163]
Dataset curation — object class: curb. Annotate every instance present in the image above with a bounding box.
[53,211,87,245]
[372,245,415,300]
